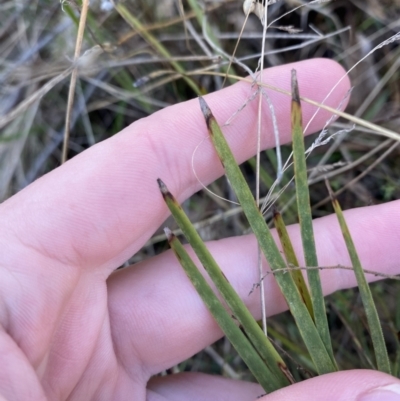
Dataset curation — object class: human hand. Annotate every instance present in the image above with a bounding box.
[0,59,399,401]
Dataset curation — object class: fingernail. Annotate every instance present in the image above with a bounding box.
[359,384,400,401]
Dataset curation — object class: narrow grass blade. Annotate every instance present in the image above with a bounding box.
[158,179,291,388]
[273,208,314,319]
[114,3,201,95]
[165,228,278,393]
[291,70,334,362]
[199,96,336,374]
[327,181,391,374]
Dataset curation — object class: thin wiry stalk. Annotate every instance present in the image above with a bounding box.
[61,0,90,164]
[257,265,400,284]
[261,90,282,182]
[177,0,190,52]
[256,0,270,337]
[221,9,251,88]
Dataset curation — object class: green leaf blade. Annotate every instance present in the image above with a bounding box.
[273,208,314,319]
[329,187,391,374]
[291,70,335,363]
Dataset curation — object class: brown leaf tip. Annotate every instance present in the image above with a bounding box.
[157,178,169,197]
[272,204,280,218]
[198,96,212,125]
[291,69,300,104]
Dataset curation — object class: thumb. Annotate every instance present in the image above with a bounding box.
[261,370,400,401]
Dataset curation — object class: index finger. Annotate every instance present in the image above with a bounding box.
[0,59,350,273]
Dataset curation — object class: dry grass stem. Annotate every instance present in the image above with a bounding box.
[61,0,90,164]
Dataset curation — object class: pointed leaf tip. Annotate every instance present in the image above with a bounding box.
[272,204,280,218]
[199,96,212,121]
[157,178,168,195]
[291,69,300,104]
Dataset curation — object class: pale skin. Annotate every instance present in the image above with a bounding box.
[0,59,399,401]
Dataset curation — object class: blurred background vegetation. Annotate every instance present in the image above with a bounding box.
[1,0,400,384]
